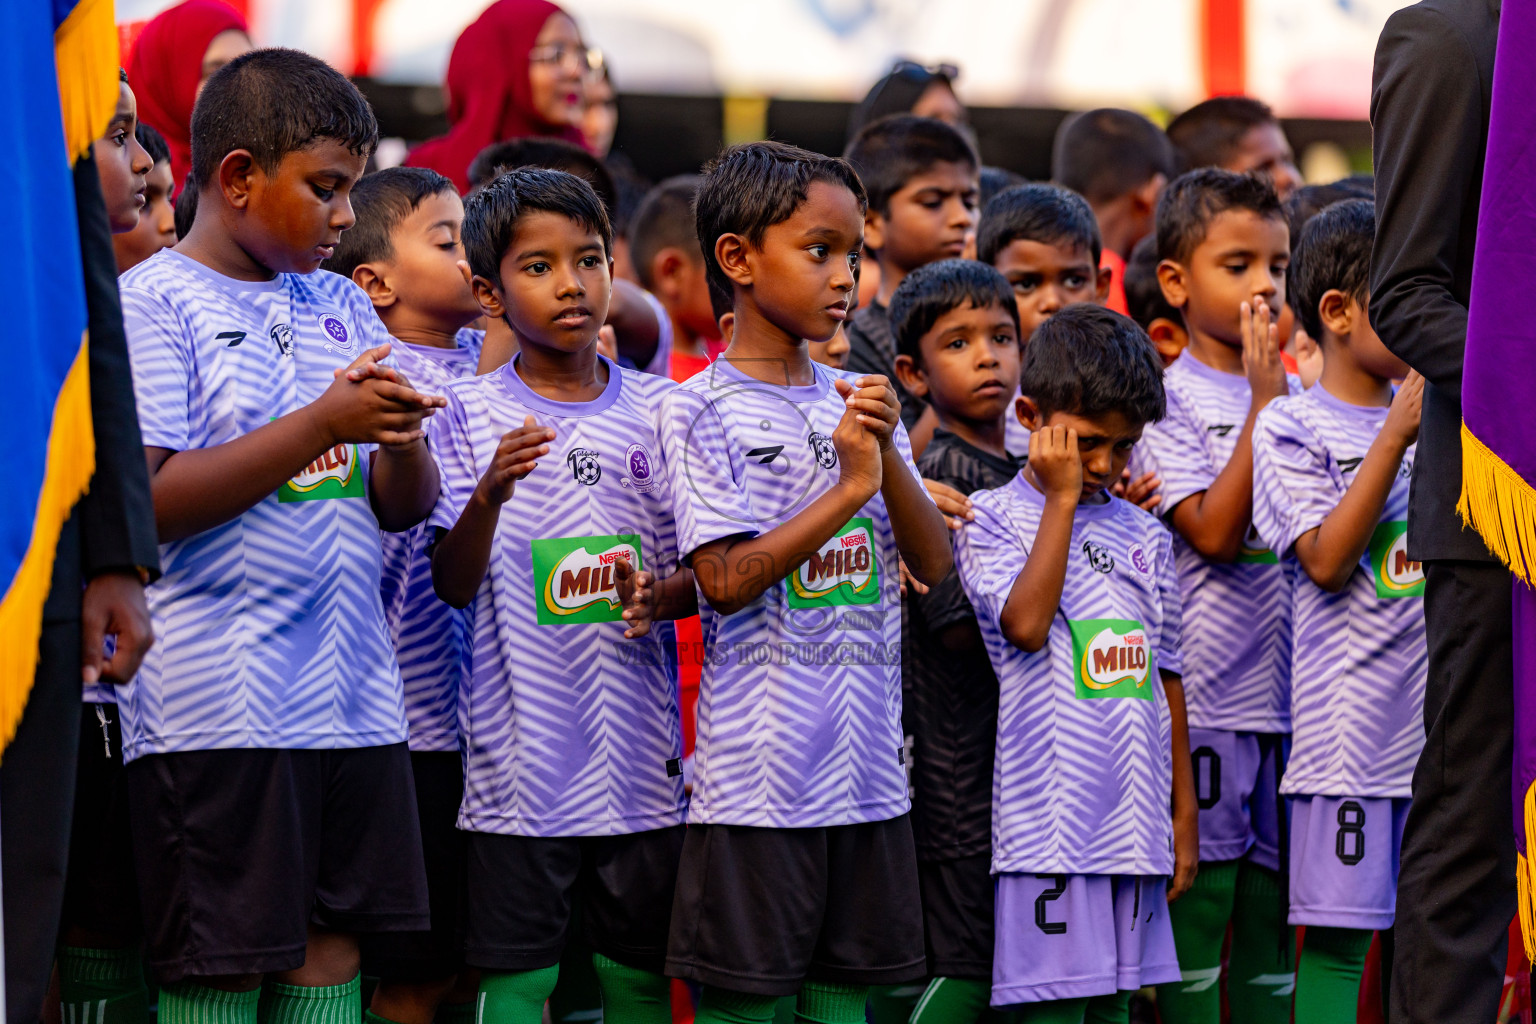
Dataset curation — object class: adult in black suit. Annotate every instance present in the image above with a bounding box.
[1370,1,1507,1019]
[1,153,160,1024]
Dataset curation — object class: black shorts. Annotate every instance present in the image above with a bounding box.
[917,853,993,981]
[61,703,141,942]
[464,825,685,973]
[666,815,927,996]
[126,743,429,983]
[360,751,466,982]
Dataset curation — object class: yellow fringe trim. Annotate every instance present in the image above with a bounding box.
[1520,781,1536,961]
[1458,422,1536,583]
[0,338,94,756]
[54,0,120,161]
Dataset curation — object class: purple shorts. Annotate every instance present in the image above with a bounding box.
[992,874,1180,1006]
[1188,728,1286,869]
[1288,794,1409,930]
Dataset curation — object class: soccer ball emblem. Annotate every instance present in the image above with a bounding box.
[807,431,837,470]
[567,448,602,485]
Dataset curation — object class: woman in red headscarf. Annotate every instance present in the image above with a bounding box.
[407,0,592,192]
[126,0,252,188]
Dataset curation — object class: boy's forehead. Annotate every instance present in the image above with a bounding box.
[996,236,1095,272]
[279,139,369,180]
[1043,407,1143,438]
[926,298,1016,337]
[1194,207,1289,254]
[897,161,979,193]
[776,179,864,239]
[504,208,605,256]
[400,189,464,233]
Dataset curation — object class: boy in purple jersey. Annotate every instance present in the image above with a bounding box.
[119,49,446,1024]
[1252,200,1425,1024]
[658,141,951,1024]
[430,168,694,1024]
[954,305,1197,1022]
[887,259,1023,1024]
[1140,169,1296,1024]
[324,165,484,1024]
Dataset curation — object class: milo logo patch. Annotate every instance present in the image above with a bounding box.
[1068,618,1154,700]
[1368,521,1424,598]
[279,443,366,502]
[786,517,880,608]
[1235,524,1279,565]
[529,534,642,625]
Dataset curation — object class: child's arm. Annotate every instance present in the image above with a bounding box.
[1167,300,1291,562]
[1289,373,1423,592]
[431,415,556,608]
[844,375,952,587]
[688,401,882,617]
[370,437,440,532]
[145,344,444,543]
[997,427,1080,653]
[614,559,699,639]
[1163,670,1199,903]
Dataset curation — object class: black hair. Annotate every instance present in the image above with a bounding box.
[190,48,378,192]
[119,67,128,84]
[1020,304,1166,423]
[694,140,867,297]
[1155,168,1284,265]
[977,183,1101,267]
[1052,108,1176,206]
[174,172,197,239]
[630,175,701,292]
[1284,179,1373,251]
[1288,198,1374,342]
[889,258,1019,364]
[1123,235,1178,330]
[462,167,612,285]
[1166,96,1278,173]
[843,114,978,216]
[135,122,170,167]
[466,137,617,212]
[847,59,959,141]
[324,166,456,280]
[978,166,1026,210]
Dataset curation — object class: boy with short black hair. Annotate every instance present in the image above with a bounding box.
[1124,236,1187,366]
[114,121,178,273]
[888,259,1022,1024]
[1252,199,1425,1024]
[631,175,721,380]
[119,47,444,1024]
[660,140,951,1024]
[431,167,691,1024]
[954,304,1196,1022]
[324,164,483,1024]
[1167,97,1300,200]
[843,114,980,429]
[1140,168,1297,1024]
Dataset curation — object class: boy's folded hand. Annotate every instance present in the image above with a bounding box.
[839,375,900,452]
[316,343,450,447]
[1240,299,1289,405]
[1385,369,1424,448]
[830,385,882,496]
[477,415,554,506]
[614,555,656,639]
[1029,425,1082,501]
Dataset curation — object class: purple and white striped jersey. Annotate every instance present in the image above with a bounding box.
[380,333,481,752]
[1252,385,1425,797]
[955,475,1183,876]
[430,354,686,837]
[1134,351,1297,733]
[658,358,918,828]
[118,253,407,761]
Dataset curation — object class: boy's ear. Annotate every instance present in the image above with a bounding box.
[1156,258,1189,312]
[1132,174,1165,218]
[892,353,928,399]
[1016,394,1043,433]
[352,263,396,309]
[863,208,886,255]
[715,233,754,288]
[469,272,507,321]
[1095,261,1113,304]
[651,247,687,301]
[1317,288,1353,339]
[217,149,259,211]
[1148,318,1189,367]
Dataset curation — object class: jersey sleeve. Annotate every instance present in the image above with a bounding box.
[1153,524,1184,677]
[121,284,194,452]
[427,389,478,534]
[953,494,1028,633]
[1140,386,1214,515]
[1252,402,1338,558]
[656,386,758,562]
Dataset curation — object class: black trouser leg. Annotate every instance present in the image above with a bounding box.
[2,617,83,1024]
[1390,560,1516,1023]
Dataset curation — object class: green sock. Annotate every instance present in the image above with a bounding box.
[1294,927,1372,1024]
[59,946,151,1024]
[908,977,990,1024]
[433,1001,476,1024]
[160,982,262,1024]
[1081,991,1129,1024]
[477,968,560,1024]
[258,975,361,1024]
[694,988,780,1024]
[793,981,868,1024]
[1226,863,1295,1024]
[773,996,797,1024]
[590,953,669,1024]
[1012,998,1088,1024]
[1157,859,1238,1024]
[363,1012,398,1024]
[867,984,924,1024]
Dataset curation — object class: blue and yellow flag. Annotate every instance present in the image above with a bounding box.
[0,0,118,749]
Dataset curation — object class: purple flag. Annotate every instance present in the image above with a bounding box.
[1461,0,1536,959]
